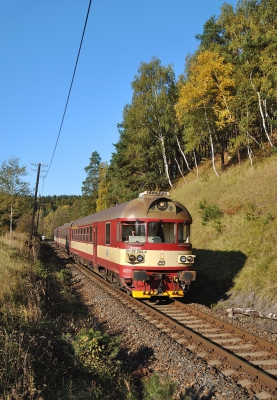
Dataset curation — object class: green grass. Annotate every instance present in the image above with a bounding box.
[171,153,277,310]
[0,234,192,400]
[0,234,133,399]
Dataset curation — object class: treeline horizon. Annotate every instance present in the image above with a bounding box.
[95,0,277,208]
[1,0,277,238]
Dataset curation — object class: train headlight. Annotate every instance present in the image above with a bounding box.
[179,255,195,264]
[137,255,144,263]
[157,200,168,211]
[126,253,145,264]
[129,254,137,262]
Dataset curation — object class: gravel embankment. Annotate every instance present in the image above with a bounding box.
[68,264,266,400]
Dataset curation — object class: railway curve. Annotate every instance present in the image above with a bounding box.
[53,243,277,399]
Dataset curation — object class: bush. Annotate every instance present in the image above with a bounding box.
[198,200,223,225]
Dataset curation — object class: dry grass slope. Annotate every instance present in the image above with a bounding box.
[170,153,277,312]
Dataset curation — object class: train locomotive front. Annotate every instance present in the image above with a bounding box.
[54,191,196,298]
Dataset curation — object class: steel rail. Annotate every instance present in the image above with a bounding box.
[53,246,277,397]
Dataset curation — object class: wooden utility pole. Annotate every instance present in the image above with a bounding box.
[30,163,41,241]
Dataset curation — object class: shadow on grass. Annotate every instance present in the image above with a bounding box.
[185,248,247,307]
[37,242,154,399]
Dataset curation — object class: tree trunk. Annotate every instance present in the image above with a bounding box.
[160,136,173,188]
[250,75,274,147]
[247,132,253,168]
[174,157,189,184]
[204,107,219,177]
[210,134,220,177]
[193,150,199,178]
[176,135,191,171]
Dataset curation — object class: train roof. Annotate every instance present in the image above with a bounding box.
[70,191,192,228]
[55,222,72,231]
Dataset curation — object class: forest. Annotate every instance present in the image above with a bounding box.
[0,0,276,238]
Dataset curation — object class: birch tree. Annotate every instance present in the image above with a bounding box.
[219,0,277,153]
[0,157,31,234]
[129,57,179,188]
[175,50,236,172]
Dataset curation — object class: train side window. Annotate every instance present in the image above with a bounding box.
[177,223,191,243]
[105,223,111,245]
[86,226,89,242]
[89,226,93,243]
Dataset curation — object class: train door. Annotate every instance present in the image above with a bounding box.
[92,226,98,267]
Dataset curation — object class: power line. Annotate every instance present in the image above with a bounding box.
[46,0,92,177]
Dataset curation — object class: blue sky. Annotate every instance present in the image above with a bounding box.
[0,0,237,196]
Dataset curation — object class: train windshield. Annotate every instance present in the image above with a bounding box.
[122,222,146,242]
[122,221,190,244]
[147,221,175,243]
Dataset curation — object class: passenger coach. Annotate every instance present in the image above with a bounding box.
[54,191,196,298]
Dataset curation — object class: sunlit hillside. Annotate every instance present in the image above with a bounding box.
[170,152,277,313]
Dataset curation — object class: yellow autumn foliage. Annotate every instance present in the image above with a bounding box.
[175,50,236,130]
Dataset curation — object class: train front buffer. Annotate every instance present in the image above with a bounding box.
[122,251,196,298]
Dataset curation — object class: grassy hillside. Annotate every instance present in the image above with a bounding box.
[170,153,277,313]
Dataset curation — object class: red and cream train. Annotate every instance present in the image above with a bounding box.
[54,191,196,298]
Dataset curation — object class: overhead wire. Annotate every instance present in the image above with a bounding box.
[45,0,92,178]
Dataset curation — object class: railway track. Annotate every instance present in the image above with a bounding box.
[55,246,277,399]
[144,300,277,399]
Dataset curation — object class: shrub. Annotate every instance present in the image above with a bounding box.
[198,200,223,225]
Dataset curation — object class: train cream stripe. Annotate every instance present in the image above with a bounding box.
[97,246,193,267]
[98,245,120,263]
[71,241,93,254]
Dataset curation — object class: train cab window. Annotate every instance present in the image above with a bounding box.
[147,221,175,243]
[177,223,191,243]
[122,222,146,242]
[105,223,111,245]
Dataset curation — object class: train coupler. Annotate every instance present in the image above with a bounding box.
[172,279,180,294]
[143,281,148,295]
[156,279,164,295]
[180,282,190,292]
